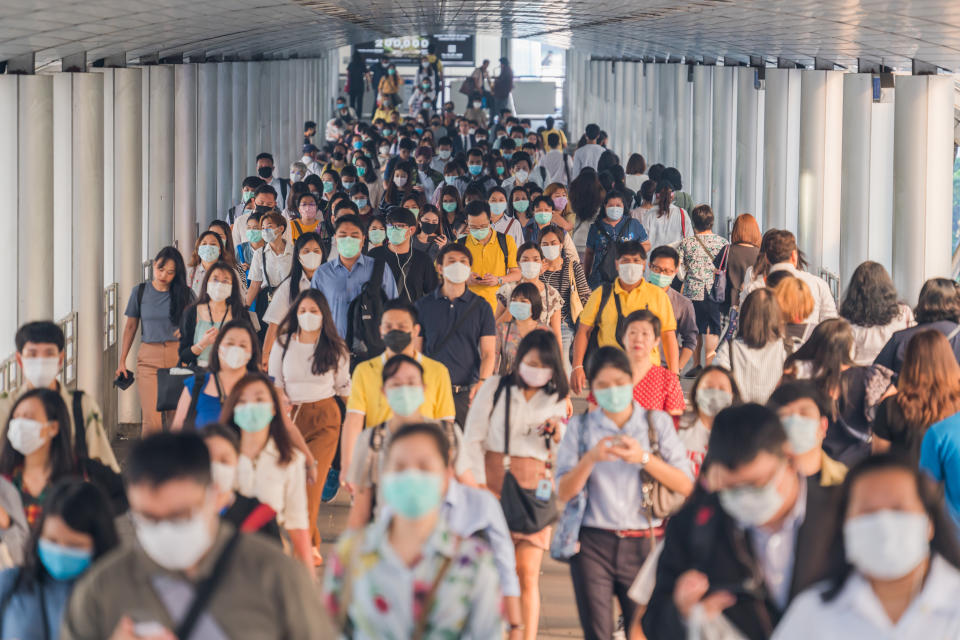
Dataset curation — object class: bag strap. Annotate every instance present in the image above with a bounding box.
[497,232,509,272]
[185,373,207,430]
[239,503,276,533]
[433,296,482,354]
[679,208,686,237]
[71,390,89,460]
[412,540,459,640]
[693,234,717,261]
[136,282,146,307]
[175,530,242,640]
[503,383,512,460]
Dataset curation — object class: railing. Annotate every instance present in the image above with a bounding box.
[104,283,119,348]
[0,354,19,396]
[58,311,78,390]
[820,268,841,303]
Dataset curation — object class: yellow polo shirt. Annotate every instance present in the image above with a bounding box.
[346,352,456,428]
[541,128,568,149]
[579,278,677,365]
[463,231,518,310]
[290,218,320,241]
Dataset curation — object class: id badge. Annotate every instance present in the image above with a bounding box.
[535,478,553,501]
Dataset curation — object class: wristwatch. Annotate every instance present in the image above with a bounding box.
[639,451,651,467]
[498,276,503,285]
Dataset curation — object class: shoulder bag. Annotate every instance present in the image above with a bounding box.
[640,409,687,521]
[497,384,558,534]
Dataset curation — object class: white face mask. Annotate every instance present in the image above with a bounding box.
[718,464,787,527]
[519,261,541,280]
[218,346,251,370]
[844,510,930,580]
[206,282,231,302]
[211,462,237,493]
[7,418,47,456]
[618,263,645,285]
[696,388,733,417]
[134,507,214,571]
[541,245,562,261]
[781,414,820,454]
[442,262,471,284]
[300,252,323,270]
[518,362,553,388]
[393,175,408,188]
[21,357,60,388]
[515,169,530,183]
[298,312,323,332]
[261,228,278,243]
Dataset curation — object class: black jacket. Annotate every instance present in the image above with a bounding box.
[642,476,842,640]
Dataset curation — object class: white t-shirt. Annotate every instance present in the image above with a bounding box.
[248,241,294,288]
[262,274,312,326]
[268,335,351,403]
[639,204,694,251]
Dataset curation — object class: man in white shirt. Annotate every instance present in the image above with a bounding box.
[537,133,572,185]
[571,123,604,176]
[499,152,543,197]
[740,229,838,323]
[255,152,289,208]
[300,144,322,176]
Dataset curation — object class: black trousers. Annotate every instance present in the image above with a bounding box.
[349,90,364,118]
[452,387,472,428]
[569,527,655,640]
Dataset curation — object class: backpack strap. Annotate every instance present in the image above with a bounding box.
[497,232,510,272]
[174,531,242,640]
[136,282,146,308]
[240,503,277,533]
[292,220,303,237]
[72,390,89,460]
[185,373,207,430]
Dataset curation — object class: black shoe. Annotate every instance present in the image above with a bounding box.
[684,365,703,379]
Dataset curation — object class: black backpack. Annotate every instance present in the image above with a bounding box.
[457,231,510,272]
[584,283,626,355]
[346,259,388,366]
[595,223,628,284]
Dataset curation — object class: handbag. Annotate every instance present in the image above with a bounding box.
[710,243,730,305]
[640,409,687,520]
[549,414,589,562]
[156,364,204,412]
[497,385,558,534]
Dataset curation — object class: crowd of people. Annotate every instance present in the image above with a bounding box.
[0,70,958,640]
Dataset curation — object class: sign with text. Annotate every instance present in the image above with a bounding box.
[354,34,475,67]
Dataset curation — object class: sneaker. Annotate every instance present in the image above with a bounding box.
[321,468,340,503]
[612,614,626,640]
[312,547,324,566]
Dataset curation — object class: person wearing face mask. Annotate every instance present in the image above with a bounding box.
[523,195,580,261]
[500,152,542,197]
[769,381,848,488]
[254,152,288,208]
[300,143,322,176]
[648,246,700,373]
[416,245,498,427]
[487,186,525,249]
[556,347,693,640]
[172,321,260,431]
[538,225,591,367]
[509,184,532,227]
[269,290,349,562]
[642,403,841,640]
[325,422,503,639]
[0,323,118,472]
[411,206,447,260]
[187,231,226,297]
[414,148,442,196]
[177,264,246,369]
[458,331,567,640]
[223,175,265,225]
[583,192,649,289]
[407,79,435,118]
[678,204,729,369]
[236,212,264,277]
[494,285,551,375]
[679,366,740,476]
[0,480,118,640]
[202,423,282,543]
[62,432,331,639]
[222,373,312,571]
[368,207,439,304]
[495,245,563,347]
[431,137,454,173]
[310,215,398,344]
[379,159,418,216]
[571,241,679,394]
[230,183,279,248]
[377,64,400,107]
[452,119,477,155]
[288,161,308,186]
[460,200,521,310]
[244,212,292,337]
[773,454,960,638]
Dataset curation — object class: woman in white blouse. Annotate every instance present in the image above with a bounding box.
[459,329,569,640]
[221,372,311,573]
[773,454,960,639]
[839,261,915,366]
[269,289,350,564]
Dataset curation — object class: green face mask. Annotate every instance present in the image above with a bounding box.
[233,402,274,433]
[245,229,263,244]
[386,225,408,245]
[381,470,442,519]
[513,200,530,213]
[647,271,673,288]
[242,191,255,203]
[442,202,457,213]
[469,227,491,241]
[367,229,386,246]
[337,236,363,258]
[593,385,634,413]
[534,211,553,225]
[385,385,425,417]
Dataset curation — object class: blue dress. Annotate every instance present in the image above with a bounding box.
[183,373,224,429]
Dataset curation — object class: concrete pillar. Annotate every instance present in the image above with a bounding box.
[111,68,143,422]
[215,62,233,222]
[18,76,55,322]
[763,68,801,232]
[735,67,762,224]
[691,65,713,206]
[258,63,273,159]
[0,79,18,341]
[643,63,658,162]
[147,66,175,255]
[658,64,678,166]
[52,74,75,320]
[675,64,693,190]
[246,62,261,171]
[711,66,737,236]
[72,73,105,403]
[840,74,895,284]
[174,64,198,259]
[892,75,955,303]
[197,64,217,230]
[232,62,247,196]
[798,70,843,276]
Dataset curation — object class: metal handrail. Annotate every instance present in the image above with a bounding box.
[819,268,841,303]
[58,311,78,389]
[104,283,119,348]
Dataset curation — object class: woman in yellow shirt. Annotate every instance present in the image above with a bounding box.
[378,64,400,107]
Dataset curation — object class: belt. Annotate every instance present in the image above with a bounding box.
[595,526,665,539]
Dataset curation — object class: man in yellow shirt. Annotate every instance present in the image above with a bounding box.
[570,240,679,393]
[341,300,455,479]
[461,200,521,310]
[540,116,567,149]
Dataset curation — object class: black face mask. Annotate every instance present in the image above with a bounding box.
[383,330,412,353]
[420,222,438,235]
[257,166,273,179]
[332,152,345,162]
[254,204,271,214]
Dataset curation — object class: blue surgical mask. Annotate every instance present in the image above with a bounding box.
[385,385,425,417]
[353,140,363,150]
[489,202,507,216]
[322,180,335,194]
[342,180,355,191]
[442,202,458,213]
[381,470,443,519]
[357,166,367,177]
[468,164,483,176]
[444,175,458,186]
[593,384,634,413]
[353,198,368,209]
[197,245,220,263]
[233,402,274,433]
[606,206,624,221]
[509,301,532,321]
[38,539,92,581]
[781,414,821,454]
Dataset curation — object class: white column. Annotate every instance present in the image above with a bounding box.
[246,62,261,170]
[52,74,74,320]
[711,66,737,235]
[798,70,844,276]
[629,63,642,156]
[691,65,713,206]
[216,62,233,221]
[196,64,217,229]
[72,73,105,402]
[18,76,55,322]
[232,63,247,204]
[111,68,143,422]
[763,68,801,232]
[840,74,895,284]
[735,67,762,224]
[0,79,18,340]
[147,66,175,254]
[643,63,658,162]
[658,64,678,167]
[174,64,197,259]
[675,64,693,189]
[892,75,955,303]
